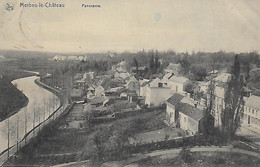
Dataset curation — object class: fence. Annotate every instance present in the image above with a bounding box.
[0,78,72,166]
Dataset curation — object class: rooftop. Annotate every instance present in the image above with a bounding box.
[214,73,231,83]
[166,93,185,106]
[244,95,260,110]
[176,103,204,121]
[89,96,108,105]
[165,63,181,71]
[168,76,189,84]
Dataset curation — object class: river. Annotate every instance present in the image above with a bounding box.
[0,76,60,152]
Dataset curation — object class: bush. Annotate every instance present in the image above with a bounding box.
[180,147,194,163]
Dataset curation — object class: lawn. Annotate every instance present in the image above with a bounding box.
[129,127,186,144]
[136,151,260,167]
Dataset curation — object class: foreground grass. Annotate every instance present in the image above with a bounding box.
[5,106,166,166]
[137,151,260,167]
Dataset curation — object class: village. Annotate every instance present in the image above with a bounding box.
[56,55,259,139]
[0,51,259,166]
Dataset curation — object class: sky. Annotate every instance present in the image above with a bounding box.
[0,0,260,53]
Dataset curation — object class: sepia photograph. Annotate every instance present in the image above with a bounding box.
[0,0,260,166]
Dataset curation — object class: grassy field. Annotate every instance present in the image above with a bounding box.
[4,105,166,166]
[136,151,260,167]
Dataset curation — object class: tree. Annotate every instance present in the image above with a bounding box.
[154,50,160,73]
[133,57,138,74]
[184,82,194,94]
[180,55,191,75]
[192,66,207,81]
[221,55,245,141]
[200,80,215,136]
[149,52,155,74]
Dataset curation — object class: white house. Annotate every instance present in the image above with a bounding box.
[242,95,260,130]
[167,76,189,93]
[164,63,182,76]
[94,85,105,97]
[177,103,204,135]
[212,86,225,127]
[166,93,185,127]
[140,80,152,97]
[145,87,175,106]
[166,93,200,127]
[126,76,140,95]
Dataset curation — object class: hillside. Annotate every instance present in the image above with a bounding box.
[0,77,29,121]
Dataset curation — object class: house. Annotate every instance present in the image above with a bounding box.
[140,80,152,97]
[213,86,225,127]
[148,77,167,87]
[167,76,189,93]
[105,87,123,96]
[94,85,105,97]
[74,79,87,90]
[127,92,138,102]
[114,70,131,80]
[208,73,231,127]
[70,88,83,101]
[166,94,208,135]
[177,103,204,135]
[88,85,95,94]
[214,73,231,86]
[145,87,175,106]
[132,66,147,75]
[166,93,201,127]
[242,95,260,130]
[120,92,127,99]
[83,71,94,80]
[87,91,95,99]
[89,96,109,107]
[164,63,182,76]
[74,73,84,80]
[126,76,140,94]
[166,93,185,127]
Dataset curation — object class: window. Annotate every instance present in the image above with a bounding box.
[184,117,186,122]
[158,83,163,87]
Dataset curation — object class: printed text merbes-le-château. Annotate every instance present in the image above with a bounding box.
[19,2,65,8]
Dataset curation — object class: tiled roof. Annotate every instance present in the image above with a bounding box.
[141,80,153,87]
[168,76,189,84]
[244,95,260,110]
[214,73,231,83]
[166,93,184,106]
[166,63,181,71]
[176,103,204,121]
[90,96,108,105]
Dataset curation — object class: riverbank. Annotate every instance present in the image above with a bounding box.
[0,75,61,165]
[0,66,34,122]
[0,77,29,122]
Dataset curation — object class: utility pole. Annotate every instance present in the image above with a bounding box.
[7,118,10,158]
[33,107,36,137]
[16,115,19,152]
[24,108,27,145]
